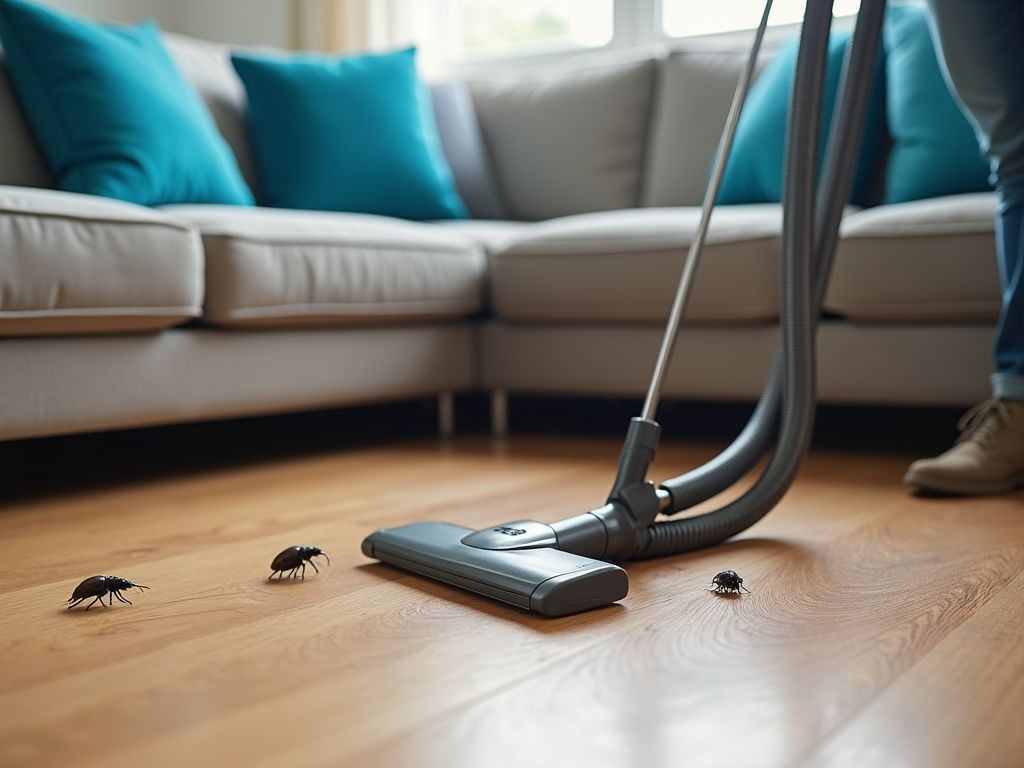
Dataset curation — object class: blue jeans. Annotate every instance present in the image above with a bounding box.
[926,0,1024,400]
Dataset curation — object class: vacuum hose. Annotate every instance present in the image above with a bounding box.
[631,0,886,559]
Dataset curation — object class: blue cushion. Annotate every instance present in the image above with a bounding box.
[0,0,252,207]
[231,48,467,220]
[718,31,887,207]
[882,3,991,204]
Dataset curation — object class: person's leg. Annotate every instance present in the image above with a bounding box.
[906,0,1024,494]
[991,181,1024,389]
[927,0,1024,382]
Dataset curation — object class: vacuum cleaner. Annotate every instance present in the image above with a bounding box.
[363,0,887,616]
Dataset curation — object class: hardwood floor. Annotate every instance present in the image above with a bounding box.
[1,424,1023,768]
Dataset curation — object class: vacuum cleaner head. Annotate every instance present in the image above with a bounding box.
[362,521,628,617]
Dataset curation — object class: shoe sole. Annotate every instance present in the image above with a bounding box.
[903,470,1024,496]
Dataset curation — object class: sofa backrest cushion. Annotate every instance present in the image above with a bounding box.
[429,81,509,221]
[468,51,655,221]
[641,29,785,208]
[0,0,253,207]
[0,51,51,189]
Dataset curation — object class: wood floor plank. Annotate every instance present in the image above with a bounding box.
[368,475,1024,768]
[790,570,1024,768]
[1,435,1022,768]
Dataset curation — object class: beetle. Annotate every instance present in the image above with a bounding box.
[270,546,330,580]
[707,570,750,595]
[67,575,150,611]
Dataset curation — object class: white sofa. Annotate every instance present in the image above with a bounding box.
[0,25,1001,443]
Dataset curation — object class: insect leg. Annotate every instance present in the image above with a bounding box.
[67,598,84,609]
[113,591,133,604]
[85,595,104,611]
[308,560,320,574]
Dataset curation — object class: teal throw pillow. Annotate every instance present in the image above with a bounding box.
[0,0,253,207]
[231,48,467,220]
[882,3,991,204]
[718,30,887,207]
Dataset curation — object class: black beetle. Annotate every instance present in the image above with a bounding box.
[270,546,330,580]
[707,570,750,595]
[67,575,150,611]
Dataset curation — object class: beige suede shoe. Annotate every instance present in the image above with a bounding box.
[904,399,1024,495]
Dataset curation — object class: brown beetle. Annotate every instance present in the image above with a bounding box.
[67,575,150,610]
[270,546,330,580]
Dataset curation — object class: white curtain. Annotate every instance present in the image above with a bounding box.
[290,0,427,53]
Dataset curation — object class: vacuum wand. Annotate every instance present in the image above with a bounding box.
[641,0,774,424]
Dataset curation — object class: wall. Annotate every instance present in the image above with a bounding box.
[41,0,292,47]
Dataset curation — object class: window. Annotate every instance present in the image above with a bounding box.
[444,0,614,61]
[402,0,863,75]
[662,0,862,38]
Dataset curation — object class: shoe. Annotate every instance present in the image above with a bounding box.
[904,399,1024,495]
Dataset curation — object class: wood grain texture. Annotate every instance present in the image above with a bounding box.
[1,435,1022,768]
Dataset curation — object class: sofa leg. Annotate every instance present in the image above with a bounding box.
[437,390,454,440]
[491,388,508,440]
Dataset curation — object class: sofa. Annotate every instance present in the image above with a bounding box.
[0,8,1002,445]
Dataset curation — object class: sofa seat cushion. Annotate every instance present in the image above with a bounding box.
[489,205,783,323]
[430,219,535,255]
[162,205,486,327]
[827,193,1001,321]
[0,185,203,336]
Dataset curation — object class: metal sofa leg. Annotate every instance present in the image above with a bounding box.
[491,388,508,440]
[437,390,454,440]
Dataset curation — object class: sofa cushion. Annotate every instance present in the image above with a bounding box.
[489,205,783,323]
[0,185,204,336]
[230,48,466,221]
[162,206,486,327]
[468,50,655,221]
[0,51,51,189]
[718,30,887,207]
[0,0,253,207]
[641,28,788,208]
[827,192,1000,321]
[882,3,992,204]
[160,32,258,198]
[429,81,509,221]
[430,219,534,255]
[161,33,505,221]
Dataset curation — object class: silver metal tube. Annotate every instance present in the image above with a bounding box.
[640,0,774,422]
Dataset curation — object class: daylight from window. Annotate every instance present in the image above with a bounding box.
[663,0,862,38]
[448,0,613,60]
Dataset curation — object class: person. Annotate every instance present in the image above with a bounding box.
[904,0,1024,494]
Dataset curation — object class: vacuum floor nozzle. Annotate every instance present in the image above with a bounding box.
[362,521,628,617]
